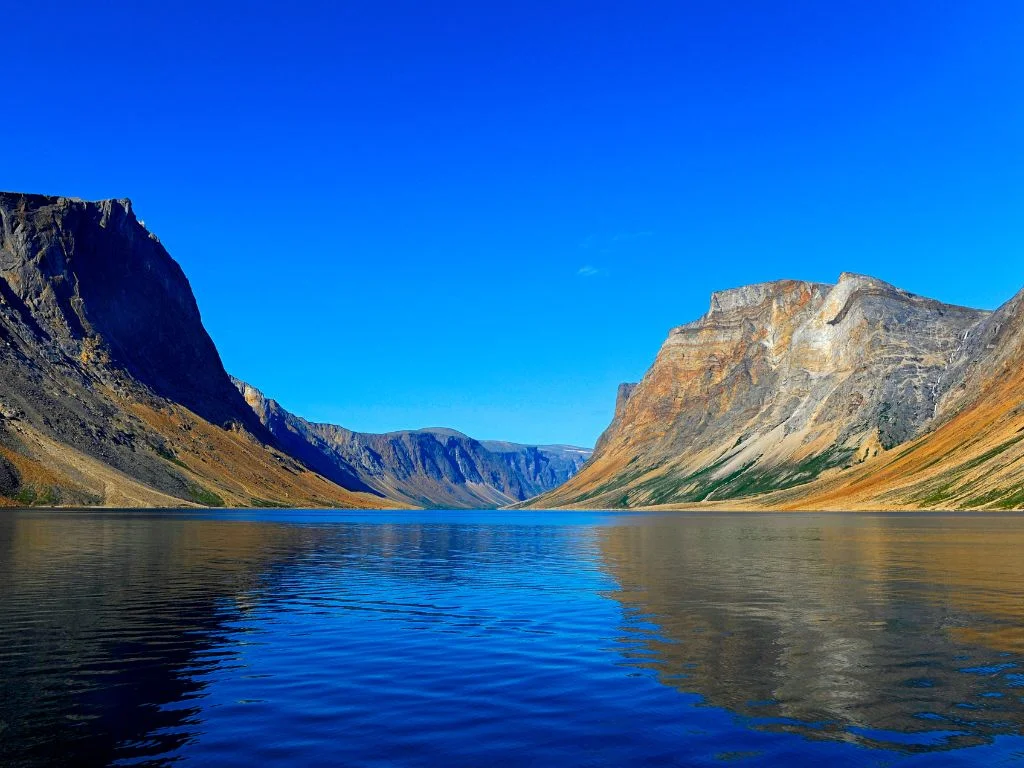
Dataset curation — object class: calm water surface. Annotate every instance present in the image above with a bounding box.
[2,510,1024,766]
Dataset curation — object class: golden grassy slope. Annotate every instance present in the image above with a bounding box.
[125,401,399,508]
[1,398,406,509]
[1,424,198,507]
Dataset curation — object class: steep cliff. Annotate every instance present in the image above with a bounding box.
[0,192,393,508]
[528,274,996,509]
[235,380,591,508]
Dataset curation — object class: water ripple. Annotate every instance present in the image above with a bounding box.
[2,511,1024,766]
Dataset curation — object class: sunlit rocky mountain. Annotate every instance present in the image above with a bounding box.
[526,274,1024,510]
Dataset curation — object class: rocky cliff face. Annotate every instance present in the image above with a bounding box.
[0,192,393,508]
[528,273,997,509]
[235,380,591,508]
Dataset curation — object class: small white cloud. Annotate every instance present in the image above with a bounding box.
[577,265,607,277]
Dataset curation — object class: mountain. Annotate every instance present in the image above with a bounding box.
[526,273,1024,510]
[234,380,592,508]
[0,192,394,508]
[6,192,1018,511]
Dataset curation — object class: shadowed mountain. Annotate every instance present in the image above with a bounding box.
[526,273,1024,510]
[234,380,591,508]
[0,192,393,509]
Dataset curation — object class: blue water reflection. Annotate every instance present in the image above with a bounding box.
[1,511,1023,766]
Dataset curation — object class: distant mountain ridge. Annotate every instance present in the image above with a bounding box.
[233,380,591,508]
[526,273,1024,511]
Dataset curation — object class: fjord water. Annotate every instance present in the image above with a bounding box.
[2,512,1024,767]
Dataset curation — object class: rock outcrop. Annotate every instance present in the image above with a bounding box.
[527,273,1020,509]
[235,380,591,508]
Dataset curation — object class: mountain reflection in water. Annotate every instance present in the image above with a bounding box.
[598,514,1024,752]
[1,511,1023,767]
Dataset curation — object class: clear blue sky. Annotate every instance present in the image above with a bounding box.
[5,1,1023,447]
